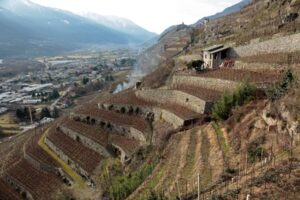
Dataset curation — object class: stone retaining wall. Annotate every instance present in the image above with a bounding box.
[44,137,91,180]
[159,108,185,128]
[234,61,287,72]
[60,126,111,157]
[24,153,57,175]
[103,103,187,129]
[232,33,300,58]
[24,153,73,186]
[135,89,207,113]
[111,143,130,164]
[171,75,240,92]
[4,175,34,200]
[101,103,152,116]
[73,114,147,144]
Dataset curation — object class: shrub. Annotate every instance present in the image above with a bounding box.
[120,107,126,114]
[49,89,60,100]
[219,167,237,183]
[128,106,134,115]
[82,76,89,85]
[210,195,225,200]
[40,107,51,119]
[187,60,204,72]
[108,105,114,111]
[109,164,155,200]
[248,146,263,163]
[247,136,265,163]
[212,83,256,120]
[146,190,168,200]
[135,107,140,115]
[267,69,294,101]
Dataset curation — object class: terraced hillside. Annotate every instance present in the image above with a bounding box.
[127,124,225,199]
[0,127,67,200]
[0,0,300,199]
[192,0,300,48]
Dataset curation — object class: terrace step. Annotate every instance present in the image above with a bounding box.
[60,117,142,164]
[135,89,208,114]
[110,134,140,163]
[173,68,281,91]
[169,85,222,102]
[73,105,150,143]
[23,133,74,186]
[0,179,22,200]
[60,118,111,157]
[45,126,103,179]
[171,74,240,92]
[102,89,203,128]
[25,133,60,168]
[5,159,62,200]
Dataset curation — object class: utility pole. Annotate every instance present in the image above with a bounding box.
[28,106,33,124]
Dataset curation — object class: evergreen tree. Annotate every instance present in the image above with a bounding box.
[82,77,89,85]
[40,107,51,119]
[49,89,60,100]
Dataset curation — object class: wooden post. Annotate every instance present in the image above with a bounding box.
[289,132,294,178]
[198,173,200,200]
[238,161,240,188]
[250,164,254,194]
[226,180,229,195]
[271,138,274,167]
[177,181,182,200]
[245,153,248,183]
[261,148,264,173]
[186,179,188,195]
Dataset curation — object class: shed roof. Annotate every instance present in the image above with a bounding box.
[203,44,224,52]
[209,46,230,54]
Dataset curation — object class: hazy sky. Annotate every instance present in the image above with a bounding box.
[31,0,242,34]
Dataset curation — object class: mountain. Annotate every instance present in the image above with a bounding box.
[81,13,157,43]
[207,0,252,20]
[0,0,156,58]
[193,0,251,26]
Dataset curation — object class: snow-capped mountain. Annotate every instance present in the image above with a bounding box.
[0,0,156,57]
[82,13,156,41]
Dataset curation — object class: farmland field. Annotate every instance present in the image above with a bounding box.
[0,112,20,135]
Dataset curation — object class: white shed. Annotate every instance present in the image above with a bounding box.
[203,45,231,69]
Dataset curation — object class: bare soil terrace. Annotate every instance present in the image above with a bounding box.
[75,105,150,132]
[6,159,62,200]
[62,117,109,147]
[178,68,281,84]
[47,126,103,174]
